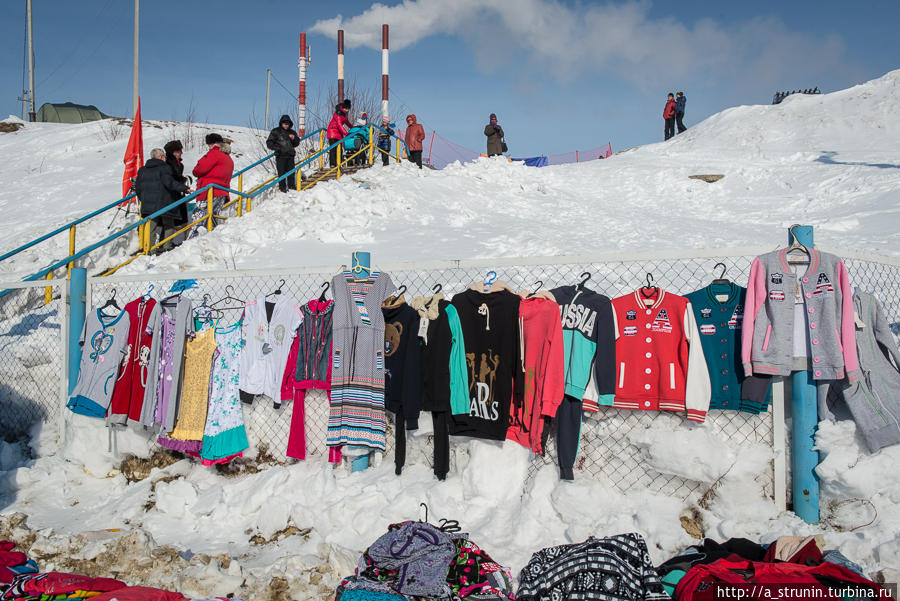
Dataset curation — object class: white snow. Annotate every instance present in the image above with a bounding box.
[1,71,900,597]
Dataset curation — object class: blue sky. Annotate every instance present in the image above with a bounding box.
[1,0,898,156]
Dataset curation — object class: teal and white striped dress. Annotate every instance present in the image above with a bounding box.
[327,268,395,451]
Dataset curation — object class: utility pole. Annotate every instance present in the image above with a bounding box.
[264,68,271,130]
[133,0,139,117]
[27,0,36,121]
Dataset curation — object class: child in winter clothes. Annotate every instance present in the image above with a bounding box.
[663,93,676,141]
[344,116,370,167]
[377,117,395,166]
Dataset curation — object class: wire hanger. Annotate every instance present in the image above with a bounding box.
[711,262,730,285]
[640,273,658,305]
[576,272,591,290]
[99,288,120,312]
[266,279,286,299]
[317,281,330,302]
[210,285,245,310]
[526,280,543,298]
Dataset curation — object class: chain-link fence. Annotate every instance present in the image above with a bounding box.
[0,280,66,441]
[73,247,900,502]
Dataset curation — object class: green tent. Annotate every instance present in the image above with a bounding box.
[36,102,110,123]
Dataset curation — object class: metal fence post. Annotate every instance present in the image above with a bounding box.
[67,267,87,395]
[789,224,819,523]
[206,188,214,232]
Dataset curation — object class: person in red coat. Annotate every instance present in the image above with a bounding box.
[191,133,234,233]
[327,100,352,168]
[404,114,426,169]
[663,93,677,141]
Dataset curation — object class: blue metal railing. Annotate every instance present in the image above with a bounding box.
[0,126,406,296]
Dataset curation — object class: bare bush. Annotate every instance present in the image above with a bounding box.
[96,118,125,143]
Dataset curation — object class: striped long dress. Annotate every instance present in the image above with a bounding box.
[327,268,395,451]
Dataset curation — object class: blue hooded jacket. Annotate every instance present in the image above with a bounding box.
[675,95,686,114]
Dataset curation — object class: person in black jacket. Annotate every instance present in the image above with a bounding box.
[163,140,190,245]
[134,148,188,253]
[266,114,301,192]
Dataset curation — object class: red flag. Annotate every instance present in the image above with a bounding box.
[605,142,612,158]
[122,98,143,202]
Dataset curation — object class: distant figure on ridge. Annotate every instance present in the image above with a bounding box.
[377,117,396,166]
[327,99,352,168]
[191,133,234,233]
[663,93,676,141]
[266,114,300,193]
[134,148,188,253]
[484,113,505,156]
[404,114,425,169]
[675,91,687,134]
[163,139,189,245]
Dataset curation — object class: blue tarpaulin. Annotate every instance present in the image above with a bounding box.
[511,156,549,167]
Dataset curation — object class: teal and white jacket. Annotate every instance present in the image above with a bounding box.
[550,285,616,411]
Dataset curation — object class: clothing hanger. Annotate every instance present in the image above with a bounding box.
[711,262,730,286]
[395,284,407,298]
[99,289,120,313]
[640,273,658,306]
[317,281,330,302]
[786,223,811,264]
[141,284,154,301]
[266,279,286,300]
[425,284,442,309]
[209,285,245,310]
[576,272,591,290]
[526,280,543,298]
[482,270,497,292]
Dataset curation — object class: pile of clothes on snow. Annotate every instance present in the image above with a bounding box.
[339,528,896,601]
[335,520,516,600]
[0,540,238,601]
[657,534,895,600]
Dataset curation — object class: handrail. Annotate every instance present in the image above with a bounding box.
[234,127,325,177]
[0,193,136,263]
[0,128,326,266]
[0,127,390,297]
[372,123,410,155]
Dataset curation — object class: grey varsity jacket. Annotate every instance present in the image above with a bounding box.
[741,248,859,382]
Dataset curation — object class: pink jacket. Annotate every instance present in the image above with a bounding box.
[507,296,565,453]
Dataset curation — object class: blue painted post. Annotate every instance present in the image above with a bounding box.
[789,225,819,523]
[68,268,87,395]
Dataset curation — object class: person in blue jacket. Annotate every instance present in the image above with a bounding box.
[376,117,396,166]
[675,92,687,134]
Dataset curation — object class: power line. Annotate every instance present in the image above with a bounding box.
[37,0,116,89]
[268,71,325,123]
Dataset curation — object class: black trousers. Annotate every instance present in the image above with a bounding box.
[328,138,342,168]
[431,411,450,480]
[409,150,423,168]
[664,117,676,140]
[676,111,686,133]
[275,155,295,192]
[555,395,583,480]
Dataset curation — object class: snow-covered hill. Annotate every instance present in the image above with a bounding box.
[2,71,900,279]
[115,69,900,275]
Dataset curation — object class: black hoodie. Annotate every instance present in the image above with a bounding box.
[450,288,523,440]
[266,115,300,157]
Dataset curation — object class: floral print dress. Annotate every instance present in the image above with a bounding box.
[200,320,249,464]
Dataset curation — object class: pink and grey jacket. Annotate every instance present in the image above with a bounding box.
[742,248,859,382]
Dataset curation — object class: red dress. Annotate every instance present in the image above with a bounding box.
[108,297,156,425]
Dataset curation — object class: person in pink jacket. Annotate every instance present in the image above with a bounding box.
[404,114,426,168]
[327,100,352,168]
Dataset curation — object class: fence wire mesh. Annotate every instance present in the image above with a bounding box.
[77,248,900,502]
[0,283,65,441]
